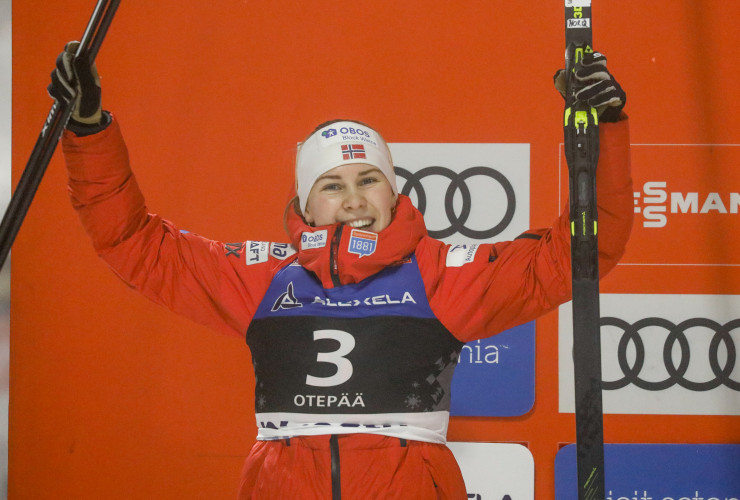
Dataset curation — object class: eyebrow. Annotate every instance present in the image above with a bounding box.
[316,168,380,181]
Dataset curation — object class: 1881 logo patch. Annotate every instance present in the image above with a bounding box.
[348,229,377,257]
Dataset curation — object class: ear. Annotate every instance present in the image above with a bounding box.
[389,193,399,215]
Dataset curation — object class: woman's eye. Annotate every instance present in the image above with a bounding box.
[360,177,378,186]
[322,183,341,191]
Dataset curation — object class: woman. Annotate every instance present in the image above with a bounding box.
[50,42,632,499]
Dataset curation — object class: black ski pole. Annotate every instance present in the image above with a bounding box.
[0,0,121,271]
[563,1,606,499]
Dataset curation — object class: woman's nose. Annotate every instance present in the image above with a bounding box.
[343,189,366,210]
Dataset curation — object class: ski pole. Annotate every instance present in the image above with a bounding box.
[0,0,121,271]
[563,1,606,499]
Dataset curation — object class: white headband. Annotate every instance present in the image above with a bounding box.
[295,121,397,213]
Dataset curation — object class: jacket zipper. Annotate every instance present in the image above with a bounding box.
[329,225,343,288]
[330,434,341,499]
[328,227,342,496]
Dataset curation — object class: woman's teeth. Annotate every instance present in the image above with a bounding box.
[346,219,373,229]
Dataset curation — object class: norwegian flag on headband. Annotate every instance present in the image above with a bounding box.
[341,144,366,160]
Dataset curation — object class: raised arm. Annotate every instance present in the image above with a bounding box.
[420,53,632,342]
[50,43,277,338]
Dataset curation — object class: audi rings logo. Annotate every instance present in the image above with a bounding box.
[394,166,516,240]
[601,317,740,392]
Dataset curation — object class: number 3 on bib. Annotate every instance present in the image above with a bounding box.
[305,329,356,387]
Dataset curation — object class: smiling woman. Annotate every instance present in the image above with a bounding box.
[46,17,633,498]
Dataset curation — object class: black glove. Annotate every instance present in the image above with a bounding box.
[47,41,108,135]
[553,52,626,122]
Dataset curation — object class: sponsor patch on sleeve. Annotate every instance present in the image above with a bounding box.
[445,244,480,268]
[270,242,297,260]
[245,241,270,265]
[301,230,328,250]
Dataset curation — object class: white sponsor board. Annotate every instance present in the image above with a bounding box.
[448,442,534,499]
[559,293,740,415]
[389,143,530,244]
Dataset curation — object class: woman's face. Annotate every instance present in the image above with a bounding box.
[303,163,397,233]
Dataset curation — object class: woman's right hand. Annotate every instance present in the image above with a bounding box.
[47,41,105,131]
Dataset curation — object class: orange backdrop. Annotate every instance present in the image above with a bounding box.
[10,0,740,498]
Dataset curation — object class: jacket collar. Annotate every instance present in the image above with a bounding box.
[285,195,427,288]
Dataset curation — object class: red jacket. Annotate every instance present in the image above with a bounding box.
[63,115,633,499]
[64,117,632,344]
